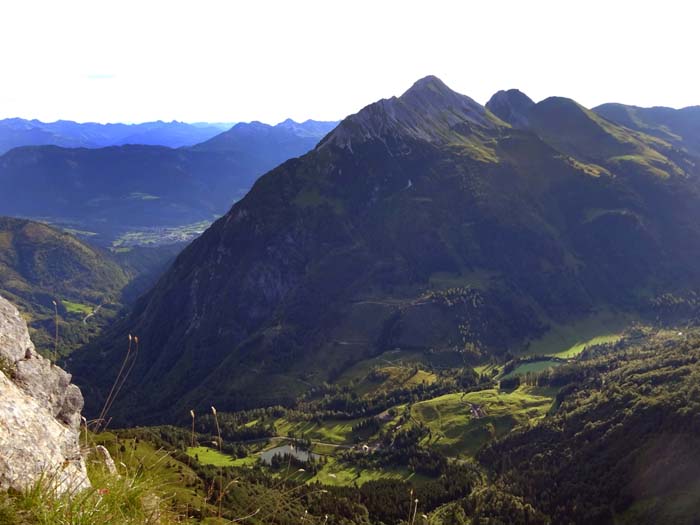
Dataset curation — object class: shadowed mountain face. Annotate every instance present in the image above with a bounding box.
[485,89,534,128]
[0,120,337,245]
[71,76,700,424]
[0,118,233,155]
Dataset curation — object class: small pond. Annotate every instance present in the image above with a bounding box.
[502,359,563,379]
[260,444,321,465]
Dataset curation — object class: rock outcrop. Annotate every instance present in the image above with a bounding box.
[0,294,89,495]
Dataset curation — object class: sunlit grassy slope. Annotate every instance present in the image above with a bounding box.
[411,386,554,457]
[524,310,631,358]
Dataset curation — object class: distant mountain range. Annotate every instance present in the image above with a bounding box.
[0,119,338,245]
[70,76,700,423]
[0,118,235,154]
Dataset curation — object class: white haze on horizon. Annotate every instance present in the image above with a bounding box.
[0,0,698,124]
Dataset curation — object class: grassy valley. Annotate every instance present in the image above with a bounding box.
[44,323,700,524]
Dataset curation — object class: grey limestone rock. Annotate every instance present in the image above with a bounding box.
[0,294,90,495]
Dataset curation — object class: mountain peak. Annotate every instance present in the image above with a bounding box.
[399,75,485,117]
[402,75,453,96]
[277,118,298,127]
[486,89,535,127]
[191,119,337,152]
[322,76,496,150]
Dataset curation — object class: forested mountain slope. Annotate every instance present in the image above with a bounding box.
[72,76,700,424]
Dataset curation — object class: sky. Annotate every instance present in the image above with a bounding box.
[1,0,698,124]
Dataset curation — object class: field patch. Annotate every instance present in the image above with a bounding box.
[307,456,425,487]
[502,359,562,379]
[275,418,359,445]
[411,386,553,457]
[524,310,631,358]
[186,446,236,466]
[61,300,93,315]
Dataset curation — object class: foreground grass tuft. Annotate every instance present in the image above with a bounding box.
[3,460,182,525]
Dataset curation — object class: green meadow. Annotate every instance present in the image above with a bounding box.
[411,386,554,457]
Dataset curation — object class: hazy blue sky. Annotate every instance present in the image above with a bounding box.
[1,0,697,124]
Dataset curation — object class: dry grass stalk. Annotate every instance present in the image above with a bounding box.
[96,334,140,432]
[211,405,224,520]
[51,299,58,362]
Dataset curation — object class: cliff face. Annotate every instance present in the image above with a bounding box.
[0,294,89,495]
